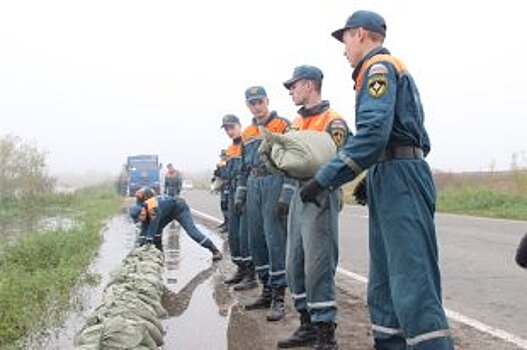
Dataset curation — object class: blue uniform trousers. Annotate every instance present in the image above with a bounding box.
[367,159,453,350]
[286,186,339,323]
[148,198,214,250]
[227,187,242,266]
[246,174,287,288]
[227,187,252,266]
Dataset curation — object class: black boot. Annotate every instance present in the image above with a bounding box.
[204,240,223,262]
[233,264,258,291]
[224,265,246,285]
[312,322,338,350]
[244,286,272,310]
[277,310,317,348]
[266,287,285,321]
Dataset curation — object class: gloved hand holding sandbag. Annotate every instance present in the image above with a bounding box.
[258,127,337,179]
[352,171,368,206]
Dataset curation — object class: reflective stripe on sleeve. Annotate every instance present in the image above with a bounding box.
[338,152,363,174]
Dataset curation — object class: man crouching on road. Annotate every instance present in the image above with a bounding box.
[130,187,222,261]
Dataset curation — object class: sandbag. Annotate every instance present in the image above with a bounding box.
[73,245,166,350]
[258,128,337,179]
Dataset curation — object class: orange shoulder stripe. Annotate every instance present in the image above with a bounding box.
[266,117,289,133]
[226,143,241,157]
[355,54,406,91]
[241,125,260,143]
[291,109,342,131]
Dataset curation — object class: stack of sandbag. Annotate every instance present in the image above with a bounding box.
[74,245,167,350]
[258,127,337,179]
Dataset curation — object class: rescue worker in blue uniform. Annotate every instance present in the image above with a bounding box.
[130,188,222,261]
[277,66,350,349]
[164,163,182,197]
[300,11,454,350]
[234,86,294,321]
[213,150,230,232]
[221,114,256,286]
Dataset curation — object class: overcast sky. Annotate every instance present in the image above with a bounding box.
[1,0,526,176]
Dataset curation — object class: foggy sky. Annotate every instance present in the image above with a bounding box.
[1,0,526,176]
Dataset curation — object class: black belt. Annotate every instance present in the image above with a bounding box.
[250,168,271,177]
[378,146,424,162]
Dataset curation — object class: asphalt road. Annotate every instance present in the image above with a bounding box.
[182,189,527,342]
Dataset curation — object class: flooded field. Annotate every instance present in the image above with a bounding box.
[24,214,136,350]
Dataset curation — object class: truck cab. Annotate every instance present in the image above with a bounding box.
[126,154,161,196]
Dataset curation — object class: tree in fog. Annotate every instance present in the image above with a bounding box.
[0,134,55,200]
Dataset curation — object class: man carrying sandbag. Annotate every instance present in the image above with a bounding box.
[300,11,454,349]
[234,86,294,322]
[277,66,350,349]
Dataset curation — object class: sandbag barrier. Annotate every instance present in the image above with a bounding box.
[74,245,167,349]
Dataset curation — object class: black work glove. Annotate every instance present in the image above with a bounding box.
[220,199,228,211]
[516,233,527,268]
[353,177,368,206]
[234,202,244,216]
[276,201,289,219]
[300,179,323,206]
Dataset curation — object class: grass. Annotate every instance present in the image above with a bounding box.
[342,170,527,221]
[0,184,122,349]
[437,185,527,220]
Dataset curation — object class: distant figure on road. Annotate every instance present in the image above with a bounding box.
[164,163,182,197]
[516,233,527,268]
[130,188,222,262]
[301,10,454,349]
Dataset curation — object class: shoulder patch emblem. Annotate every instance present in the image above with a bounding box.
[328,119,348,147]
[367,75,388,98]
[368,63,388,76]
[329,119,346,129]
[331,128,346,147]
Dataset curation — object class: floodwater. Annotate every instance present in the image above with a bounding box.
[0,216,77,243]
[25,214,137,349]
[161,221,230,349]
[28,213,234,349]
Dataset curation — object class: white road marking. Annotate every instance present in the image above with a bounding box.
[191,208,527,349]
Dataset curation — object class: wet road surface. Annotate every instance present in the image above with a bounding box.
[31,196,527,349]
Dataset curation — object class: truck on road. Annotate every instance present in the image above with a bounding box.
[126,154,161,196]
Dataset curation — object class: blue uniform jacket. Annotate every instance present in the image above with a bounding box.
[315,47,431,188]
[225,138,242,192]
[236,112,295,205]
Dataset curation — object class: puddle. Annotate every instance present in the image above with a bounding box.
[0,215,78,244]
[38,216,78,232]
[25,214,137,350]
[161,222,230,349]
[26,213,230,349]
